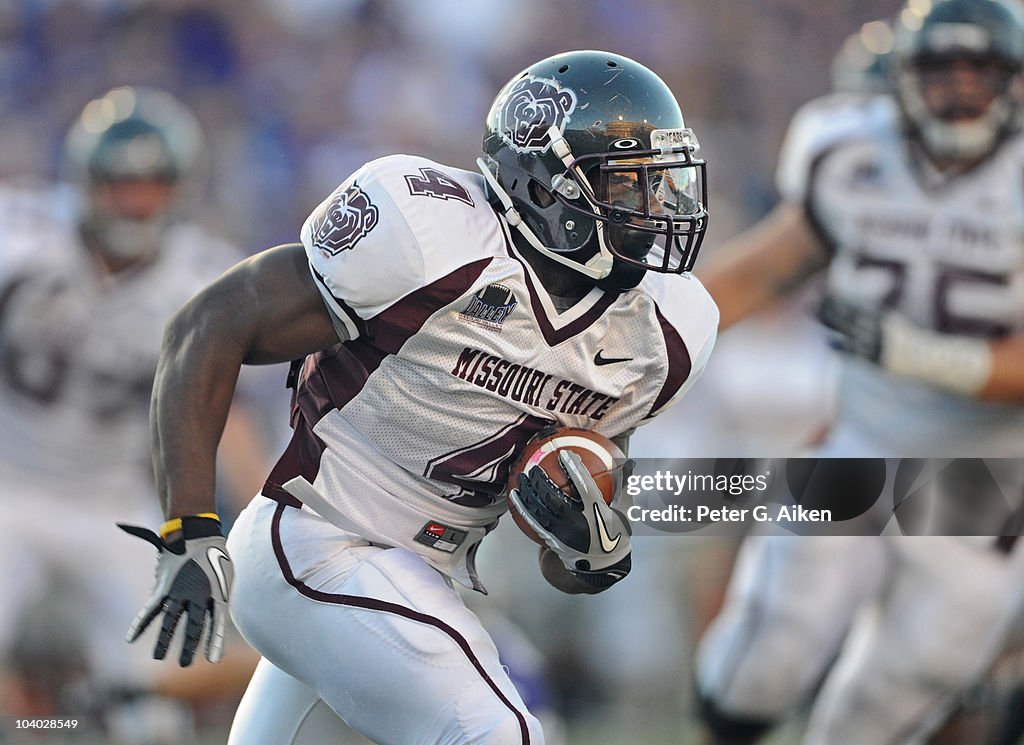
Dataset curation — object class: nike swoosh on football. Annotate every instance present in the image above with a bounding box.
[593,502,621,553]
[207,546,231,600]
[594,350,633,365]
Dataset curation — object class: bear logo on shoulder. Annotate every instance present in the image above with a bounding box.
[310,183,379,256]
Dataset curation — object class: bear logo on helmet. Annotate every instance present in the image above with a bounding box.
[498,75,577,154]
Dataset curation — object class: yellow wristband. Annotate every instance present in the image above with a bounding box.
[159,512,220,539]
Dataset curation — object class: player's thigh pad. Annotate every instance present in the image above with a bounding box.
[803,536,1024,745]
[227,496,542,745]
[695,534,886,719]
[228,657,361,745]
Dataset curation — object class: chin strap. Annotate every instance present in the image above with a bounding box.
[476,150,614,280]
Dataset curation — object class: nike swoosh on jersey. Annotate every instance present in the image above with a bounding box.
[592,502,621,553]
[594,350,633,366]
[206,546,231,600]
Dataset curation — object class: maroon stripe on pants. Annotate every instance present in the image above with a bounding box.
[268,503,531,744]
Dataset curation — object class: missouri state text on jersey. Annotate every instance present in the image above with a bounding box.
[264,154,717,587]
[450,347,617,420]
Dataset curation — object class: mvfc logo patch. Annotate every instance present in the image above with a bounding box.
[459,284,517,331]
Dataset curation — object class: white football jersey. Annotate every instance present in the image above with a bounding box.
[780,96,1024,456]
[0,184,241,505]
[267,154,718,586]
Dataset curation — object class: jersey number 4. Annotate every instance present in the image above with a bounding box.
[404,168,475,207]
[423,414,553,500]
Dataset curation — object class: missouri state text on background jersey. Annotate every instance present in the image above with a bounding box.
[263,153,718,589]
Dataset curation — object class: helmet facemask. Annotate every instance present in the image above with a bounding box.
[479,125,707,285]
[892,0,1024,165]
[552,128,709,276]
[82,177,178,262]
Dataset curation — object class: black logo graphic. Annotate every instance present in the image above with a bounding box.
[309,182,379,256]
[594,349,633,366]
[405,167,474,206]
[460,284,518,329]
[498,75,577,154]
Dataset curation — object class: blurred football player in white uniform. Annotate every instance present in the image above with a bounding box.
[693,1,1024,744]
[0,87,257,743]
[118,50,718,745]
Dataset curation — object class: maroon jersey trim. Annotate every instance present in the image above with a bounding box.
[269,502,532,744]
[646,305,692,417]
[262,412,325,503]
[367,258,492,354]
[262,259,494,496]
[496,219,619,346]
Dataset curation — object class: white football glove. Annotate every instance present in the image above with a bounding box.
[819,295,992,395]
[118,516,232,666]
[509,449,632,579]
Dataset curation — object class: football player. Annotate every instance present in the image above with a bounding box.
[692,1,1024,744]
[119,50,719,744]
[0,87,260,742]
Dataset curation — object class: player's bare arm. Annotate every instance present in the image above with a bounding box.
[877,323,1024,402]
[983,336,1024,401]
[120,243,336,666]
[821,287,1024,402]
[151,242,337,520]
[700,199,1024,401]
[697,202,829,331]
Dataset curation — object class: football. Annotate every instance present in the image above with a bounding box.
[505,427,626,544]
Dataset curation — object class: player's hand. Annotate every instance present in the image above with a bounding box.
[817,295,885,362]
[509,449,632,575]
[818,295,993,395]
[538,546,631,594]
[117,515,232,666]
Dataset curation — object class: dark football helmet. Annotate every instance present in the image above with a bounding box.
[892,0,1024,162]
[64,86,203,261]
[479,50,708,289]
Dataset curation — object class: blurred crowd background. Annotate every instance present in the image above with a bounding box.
[0,1,907,743]
[2,0,898,251]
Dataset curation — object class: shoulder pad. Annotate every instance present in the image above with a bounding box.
[776,93,897,202]
[301,155,498,329]
[639,272,719,417]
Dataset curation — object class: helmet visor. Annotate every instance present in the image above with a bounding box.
[568,149,708,273]
[603,160,704,220]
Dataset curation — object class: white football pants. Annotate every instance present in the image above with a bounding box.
[226,495,543,745]
[696,534,1024,744]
